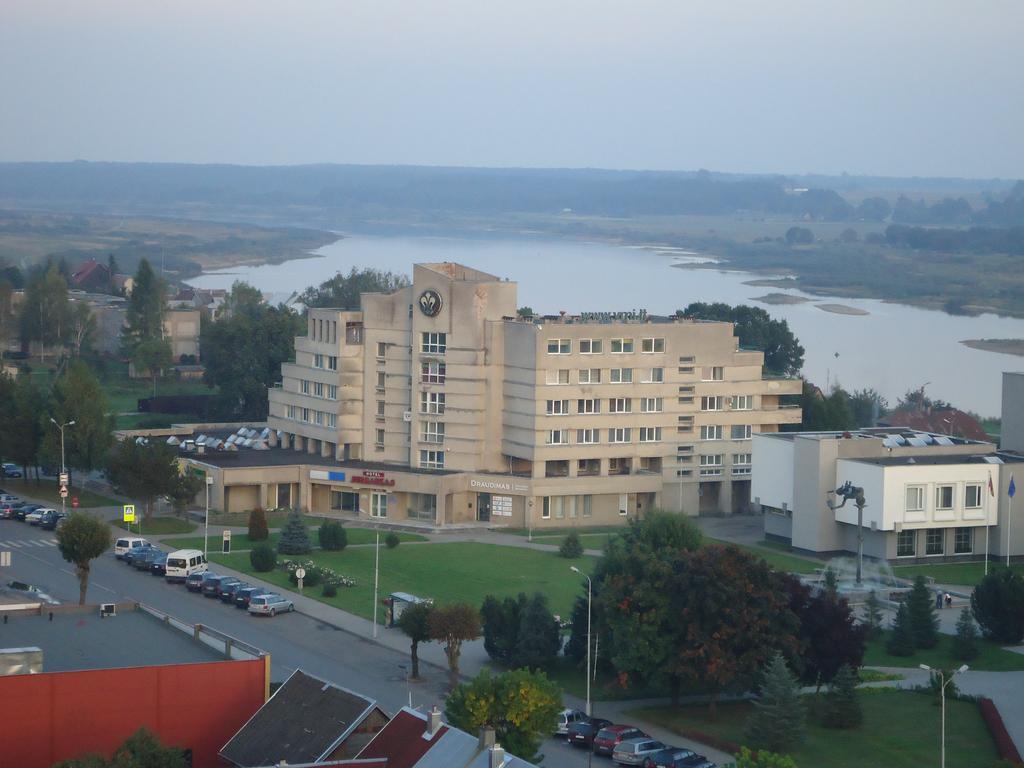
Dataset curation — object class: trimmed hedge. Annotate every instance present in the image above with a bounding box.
[249,543,277,572]
[385,532,401,549]
[978,697,1023,764]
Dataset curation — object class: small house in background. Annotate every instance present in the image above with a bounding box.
[70,259,111,292]
[219,669,389,767]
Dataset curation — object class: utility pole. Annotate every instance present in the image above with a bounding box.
[570,566,592,718]
[50,419,75,517]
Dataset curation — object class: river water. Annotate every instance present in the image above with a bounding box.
[186,234,1023,416]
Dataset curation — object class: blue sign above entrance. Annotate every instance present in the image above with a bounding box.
[328,471,346,481]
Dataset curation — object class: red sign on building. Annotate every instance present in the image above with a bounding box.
[351,471,396,487]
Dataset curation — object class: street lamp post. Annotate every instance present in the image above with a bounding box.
[49,418,76,517]
[570,565,592,718]
[203,474,213,556]
[373,529,381,639]
[919,664,969,768]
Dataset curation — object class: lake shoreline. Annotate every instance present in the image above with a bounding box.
[960,339,1024,357]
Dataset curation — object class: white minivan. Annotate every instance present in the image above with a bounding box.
[164,549,208,583]
[114,536,149,559]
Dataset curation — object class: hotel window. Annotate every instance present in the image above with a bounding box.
[641,338,665,353]
[577,398,601,414]
[679,355,695,363]
[314,411,324,425]
[546,369,570,385]
[542,496,566,519]
[610,368,633,384]
[700,425,723,440]
[376,400,385,418]
[286,405,296,419]
[699,454,723,476]
[578,368,601,384]
[579,495,593,517]
[313,354,324,369]
[578,458,600,475]
[678,366,695,374]
[731,395,753,410]
[408,493,438,522]
[300,380,310,395]
[640,397,663,413]
[609,397,632,414]
[935,485,954,511]
[610,338,634,354]
[618,493,629,515]
[376,341,387,358]
[579,339,602,354]
[421,361,447,383]
[541,497,551,519]
[327,356,338,371]
[421,421,445,444]
[301,408,310,423]
[326,413,336,428]
[701,396,724,411]
[577,428,599,444]
[609,427,632,444]
[905,486,925,512]
[925,528,945,555]
[897,529,916,557]
[547,338,571,354]
[733,453,752,475]
[314,382,324,398]
[639,427,662,443]
[731,424,752,440]
[420,450,445,469]
[375,428,385,448]
[370,492,389,518]
[420,391,446,414]
[701,366,724,381]
[643,367,664,383]
[327,384,338,400]
[421,332,447,354]
[954,528,974,554]
[546,429,570,445]
[376,372,386,392]
[546,399,570,415]
[965,484,982,509]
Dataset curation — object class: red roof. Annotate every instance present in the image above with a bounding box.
[880,409,990,442]
[356,708,447,768]
[71,259,110,286]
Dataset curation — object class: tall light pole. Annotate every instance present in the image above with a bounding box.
[49,418,75,517]
[373,529,381,639]
[203,474,213,556]
[920,663,968,768]
[570,565,592,717]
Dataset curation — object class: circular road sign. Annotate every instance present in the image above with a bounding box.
[294,567,306,580]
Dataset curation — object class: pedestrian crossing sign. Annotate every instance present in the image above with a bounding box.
[123,505,136,523]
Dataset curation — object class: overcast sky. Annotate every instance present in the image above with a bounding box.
[2,0,1022,178]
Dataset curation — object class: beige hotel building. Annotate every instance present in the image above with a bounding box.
[194,262,800,528]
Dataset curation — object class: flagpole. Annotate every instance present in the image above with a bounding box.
[1008,493,1013,569]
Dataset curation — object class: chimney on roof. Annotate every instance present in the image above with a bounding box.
[479,726,496,750]
[489,743,506,768]
[427,705,442,736]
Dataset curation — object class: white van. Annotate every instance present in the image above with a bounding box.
[114,537,149,559]
[165,549,208,583]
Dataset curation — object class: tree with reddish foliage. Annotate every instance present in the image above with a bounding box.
[428,602,481,690]
[790,583,866,690]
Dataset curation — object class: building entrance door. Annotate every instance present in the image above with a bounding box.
[477,493,492,522]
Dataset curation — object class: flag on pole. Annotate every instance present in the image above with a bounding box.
[989,472,995,497]
[1010,476,1017,498]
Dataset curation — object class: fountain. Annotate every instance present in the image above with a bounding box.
[807,556,906,601]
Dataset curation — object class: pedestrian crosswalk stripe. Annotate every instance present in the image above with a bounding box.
[31,540,47,547]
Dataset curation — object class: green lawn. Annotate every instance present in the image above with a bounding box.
[707,538,822,575]
[115,516,196,535]
[211,542,596,621]
[2,479,119,508]
[864,630,1024,671]
[631,689,998,768]
[162,527,426,551]
[532,533,615,550]
[893,562,1024,587]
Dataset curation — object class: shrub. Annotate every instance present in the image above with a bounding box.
[978,697,1024,763]
[745,653,805,753]
[971,569,1024,644]
[735,747,799,768]
[277,508,312,555]
[318,521,348,551]
[559,531,584,558]
[953,606,980,660]
[289,567,322,588]
[886,602,915,656]
[248,507,269,541]
[322,582,338,598]
[385,532,400,549]
[249,543,277,572]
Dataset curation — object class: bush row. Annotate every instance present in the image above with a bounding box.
[977,697,1023,764]
[282,558,356,588]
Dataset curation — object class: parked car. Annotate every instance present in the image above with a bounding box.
[15,504,42,521]
[0,494,21,505]
[186,571,219,593]
[557,708,588,736]
[233,586,269,609]
[218,581,250,603]
[149,552,169,576]
[203,575,241,598]
[39,510,69,530]
[593,726,648,758]
[164,549,208,583]
[123,544,158,566]
[567,717,613,749]
[643,748,699,768]
[2,463,23,478]
[26,507,55,526]
[612,737,666,765]
[0,502,23,519]
[248,593,294,616]
[132,549,162,570]
[114,537,150,559]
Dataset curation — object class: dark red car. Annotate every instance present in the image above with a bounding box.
[592,724,647,757]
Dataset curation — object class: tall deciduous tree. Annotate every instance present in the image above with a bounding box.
[7,375,47,477]
[105,438,180,518]
[971,569,1024,644]
[57,512,112,604]
[41,361,114,476]
[67,301,97,357]
[131,337,173,396]
[428,603,481,690]
[396,602,434,680]
[168,471,204,517]
[678,302,804,376]
[299,267,410,309]
[20,263,71,361]
[121,258,166,353]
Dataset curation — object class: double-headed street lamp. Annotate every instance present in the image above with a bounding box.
[570,565,592,718]
[49,418,75,516]
[919,663,969,768]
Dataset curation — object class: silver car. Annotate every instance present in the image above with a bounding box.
[248,592,295,616]
[612,737,666,766]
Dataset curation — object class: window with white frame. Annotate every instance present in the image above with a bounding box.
[610,368,633,383]
[547,338,571,354]
[701,396,724,411]
[925,528,944,555]
[546,429,569,445]
[301,407,310,422]
[935,485,954,511]
[420,450,445,469]
[730,424,752,440]
[421,332,447,354]
[700,425,723,441]
[897,529,916,557]
[546,399,570,415]
[609,427,632,443]
[376,372,386,391]
[577,398,601,414]
[313,354,325,369]
[376,400,385,418]
[577,428,599,444]
[579,495,593,517]
[731,395,753,410]
[314,410,324,425]
[701,366,724,381]
[420,391,445,414]
[286,405,296,419]
[327,384,338,400]
[905,486,925,512]
[420,421,445,444]
[699,454,723,476]
[640,397,663,413]
[314,381,324,398]
[579,339,602,354]
[578,368,601,384]
[326,413,336,428]
[326,356,338,371]
[609,397,632,413]
[376,341,387,358]
[611,338,634,354]
[300,379,310,395]
[546,369,570,385]
[421,361,446,383]
[965,484,982,509]
[375,428,385,447]
[733,453,752,475]
[641,337,665,353]
[954,528,973,554]
[643,367,664,383]
[639,427,662,443]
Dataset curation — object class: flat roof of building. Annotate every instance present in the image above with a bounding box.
[186,449,455,475]
[848,451,1024,468]
[757,428,990,447]
[0,608,225,673]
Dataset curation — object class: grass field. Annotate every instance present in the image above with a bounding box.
[630,689,997,768]
[864,629,1024,671]
[893,562,1024,587]
[531,533,615,550]
[211,542,596,621]
[162,527,426,551]
[1,479,119,508]
[115,516,196,535]
[707,538,822,575]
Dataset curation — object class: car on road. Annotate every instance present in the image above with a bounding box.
[186,571,219,593]
[39,510,69,530]
[218,581,250,603]
[233,586,269,609]
[1,463,23,478]
[567,717,613,749]
[14,504,42,522]
[123,544,158,566]
[26,507,56,526]
[149,552,169,576]
[164,549,207,583]
[557,708,588,736]
[642,747,699,768]
[248,593,294,616]
[203,575,241,598]
[593,726,648,758]
[0,493,21,505]
[0,502,24,519]
[132,549,163,570]
[114,537,150,559]
[612,737,666,765]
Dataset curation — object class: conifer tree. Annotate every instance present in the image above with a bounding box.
[886,601,915,657]
[863,590,884,638]
[906,574,939,649]
[745,652,806,753]
[822,663,862,728]
[276,508,312,555]
[953,606,980,660]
